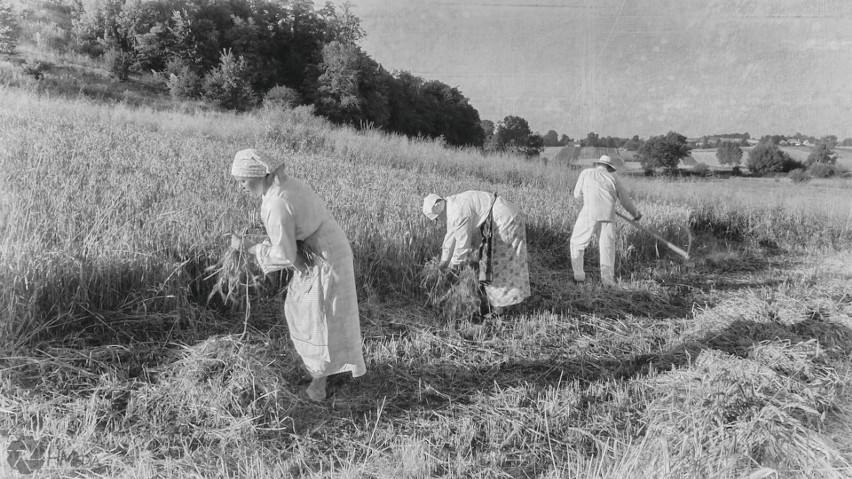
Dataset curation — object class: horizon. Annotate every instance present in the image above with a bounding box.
[343,0,852,141]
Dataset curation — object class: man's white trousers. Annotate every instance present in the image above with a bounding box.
[570,216,615,285]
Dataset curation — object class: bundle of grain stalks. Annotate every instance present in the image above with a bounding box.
[637,342,845,476]
[420,258,480,320]
[205,232,320,307]
[205,246,264,306]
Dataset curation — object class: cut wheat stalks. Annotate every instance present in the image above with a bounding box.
[420,258,480,320]
[205,244,262,338]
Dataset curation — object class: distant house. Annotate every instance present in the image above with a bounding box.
[802,140,812,146]
[779,140,789,146]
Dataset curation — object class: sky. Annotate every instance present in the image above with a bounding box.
[341,0,852,139]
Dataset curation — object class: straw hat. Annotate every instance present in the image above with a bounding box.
[594,155,621,171]
[422,194,445,221]
[230,149,283,178]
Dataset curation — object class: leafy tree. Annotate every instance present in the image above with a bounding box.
[418,79,483,147]
[105,48,133,81]
[842,138,852,147]
[480,120,495,140]
[0,2,19,54]
[165,57,202,99]
[384,70,483,147]
[490,116,543,157]
[314,41,389,126]
[583,132,599,147]
[636,131,691,173]
[202,49,256,111]
[806,141,838,166]
[624,135,642,151]
[820,135,838,148]
[747,142,798,175]
[716,141,743,166]
[558,134,572,146]
[524,133,545,157]
[542,130,559,146]
[494,116,531,152]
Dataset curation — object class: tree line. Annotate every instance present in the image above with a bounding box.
[66,0,485,147]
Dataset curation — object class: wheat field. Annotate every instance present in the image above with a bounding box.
[2,86,852,478]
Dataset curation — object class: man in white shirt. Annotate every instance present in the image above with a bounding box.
[571,155,642,285]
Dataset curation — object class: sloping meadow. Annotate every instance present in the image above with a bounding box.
[2,87,852,477]
[0,89,698,343]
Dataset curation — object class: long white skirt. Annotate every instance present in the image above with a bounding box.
[284,219,366,378]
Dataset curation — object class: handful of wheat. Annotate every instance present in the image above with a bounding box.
[420,258,480,320]
[205,247,262,306]
[205,234,321,307]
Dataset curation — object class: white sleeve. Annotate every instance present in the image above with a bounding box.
[441,214,472,265]
[254,198,298,273]
[573,170,585,199]
[614,176,639,217]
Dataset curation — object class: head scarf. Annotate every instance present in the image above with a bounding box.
[422,194,445,221]
[230,149,283,178]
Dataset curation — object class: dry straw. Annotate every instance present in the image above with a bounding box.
[420,259,480,320]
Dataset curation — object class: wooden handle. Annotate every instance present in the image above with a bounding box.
[616,212,690,260]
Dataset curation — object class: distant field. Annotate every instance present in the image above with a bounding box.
[780,146,811,164]
[836,147,852,168]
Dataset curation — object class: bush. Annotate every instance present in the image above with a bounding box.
[105,48,133,81]
[202,50,257,111]
[806,142,837,166]
[807,162,834,178]
[165,59,202,100]
[693,162,710,177]
[22,60,49,80]
[786,168,809,183]
[747,142,801,176]
[263,85,300,109]
[731,165,742,176]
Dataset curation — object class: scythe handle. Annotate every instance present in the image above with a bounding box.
[615,212,690,260]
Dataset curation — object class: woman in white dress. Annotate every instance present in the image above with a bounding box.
[229,149,366,401]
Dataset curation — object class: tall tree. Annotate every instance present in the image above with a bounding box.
[636,131,691,173]
[314,41,389,127]
[493,116,543,157]
[716,141,743,166]
[542,130,559,146]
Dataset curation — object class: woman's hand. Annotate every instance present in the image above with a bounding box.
[230,234,257,252]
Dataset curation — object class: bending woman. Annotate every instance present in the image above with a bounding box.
[422,190,531,317]
[229,149,366,401]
